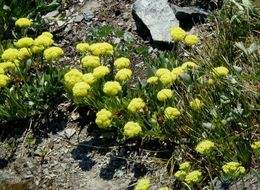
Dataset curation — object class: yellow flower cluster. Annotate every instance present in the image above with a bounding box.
[155,68,171,77]
[222,162,245,178]
[189,98,203,110]
[134,178,150,190]
[179,162,191,171]
[95,109,113,129]
[147,76,158,84]
[41,32,53,39]
[0,74,10,88]
[82,73,96,85]
[184,35,199,46]
[72,82,90,97]
[157,89,173,101]
[251,141,260,155]
[34,35,54,48]
[16,37,34,48]
[0,62,16,72]
[172,66,184,77]
[124,121,142,138]
[174,170,187,181]
[44,47,64,61]
[93,66,110,79]
[89,42,114,56]
[212,66,229,77]
[115,68,132,81]
[185,170,202,185]
[195,140,215,155]
[1,48,19,62]
[170,27,186,41]
[127,98,146,113]
[114,57,131,69]
[64,69,83,90]
[103,81,122,96]
[76,43,90,53]
[18,48,31,60]
[15,18,32,28]
[181,61,197,70]
[164,107,180,120]
[155,68,176,85]
[81,55,100,68]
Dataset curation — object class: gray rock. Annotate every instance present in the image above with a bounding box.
[132,0,179,44]
[74,15,84,22]
[82,9,95,21]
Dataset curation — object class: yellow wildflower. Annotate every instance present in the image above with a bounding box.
[222,162,245,178]
[179,162,191,171]
[95,109,113,129]
[207,78,214,85]
[72,82,90,97]
[115,68,132,81]
[81,55,100,68]
[18,48,31,59]
[155,68,171,77]
[64,69,83,90]
[41,32,53,39]
[157,89,173,101]
[34,35,54,47]
[195,140,215,155]
[76,43,90,53]
[82,73,96,85]
[182,61,197,70]
[103,81,122,96]
[160,72,177,85]
[184,35,199,46]
[212,66,229,77]
[93,66,110,79]
[31,45,44,54]
[147,76,158,84]
[16,37,34,48]
[15,18,32,28]
[134,178,150,190]
[172,66,184,77]
[170,27,186,41]
[189,98,203,110]
[114,57,131,69]
[0,74,10,88]
[0,68,4,74]
[185,170,202,185]
[89,42,114,56]
[1,48,19,62]
[44,47,64,61]
[164,107,180,120]
[251,141,260,155]
[174,170,186,181]
[0,62,16,71]
[127,98,146,113]
[124,122,142,138]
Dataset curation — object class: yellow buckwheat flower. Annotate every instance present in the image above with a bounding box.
[76,43,90,53]
[16,37,34,48]
[31,45,45,54]
[0,62,16,71]
[251,141,260,155]
[44,47,64,61]
[15,18,32,28]
[124,121,142,138]
[184,35,199,46]
[34,35,54,47]
[170,27,186,41]
[172,66,184,77]
[89,42,114,56]
[160,73,177,85]
[155,68,171,77]
[189,98,203,110]
[72,82,90,97]
[182,61,197,70]
[185,170,202,185]
[147,76,158,84]
[114,57,131,69]
[180,162,191,171]
[157,89,173,101]
[82,73,96,85]
[18,48,31,59]
[0,74,10,88]
[212,66,229,77]
[1,48,19,62]
[64,69,83,90]
[195,140,215,155]
[134,178,150,190]
[103,81,122,96]
[115,68,132,81]
[95,109,113,129]
[81,55,100,68]
[0,68,4,74]
[164,107,180,120]
[174,170,187,181]
[41,32,53,39]
[207,78,214,85]
[93,66,110,79]
[222,162,245,178]
[127,98,146,113]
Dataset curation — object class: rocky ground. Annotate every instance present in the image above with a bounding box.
[0,0,259,190]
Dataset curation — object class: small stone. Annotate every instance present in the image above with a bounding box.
[82,10,95,21]
[64,128,76,139]
[74,15,84,22]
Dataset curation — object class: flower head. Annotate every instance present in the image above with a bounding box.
[34,35,54,47]
[0,62,16,71]
[164,107,180,120]
[184,35,199,46]
[64,69,83,90]
[76,43,90,53]
[124,121,142,138]
[185,170,202,185]
[44,47,64,61]
[93,66,110,79]
[15,18,32,28]
[103,81,122,96]
[134,178,150,190]
[160,72,177,85]
[82,73,96,84]
[41,32,53,39]
[16,37,34,48]
[222,162,245,178]
[1,48,19,62]
[212,66,229,77]
[189,98,203,110]
[81,55,100,68]
[127,98,146,113]
[182,61,197,70]
[155,68,171,77]
[115,68,132,81]
[114,57,131,69]
[251,141,260,155]
[95,109,113,129]
[89,42,114,56]
[195,140,215,156]
[31,45,45,54]
[157,89,173,101]
[18,48,31,59]
[180,162,191,171]
[147,76,158,84]
[72,82,90,98]
[174,170,187,181]
[172,67,184,77]
[0,74,10,88]
[170,27,186,41]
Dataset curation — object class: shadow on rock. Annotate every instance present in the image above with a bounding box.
[0,159,8,169]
